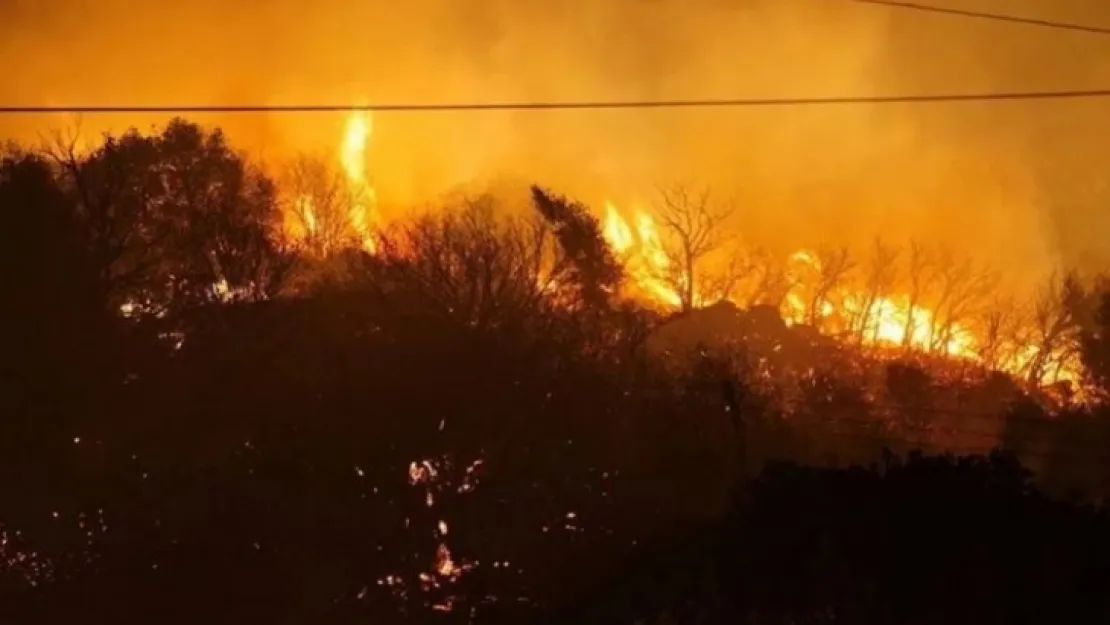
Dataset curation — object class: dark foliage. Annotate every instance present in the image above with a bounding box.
[529,185,623,309]
[559,452,1110,625]
[1,122,1109,624]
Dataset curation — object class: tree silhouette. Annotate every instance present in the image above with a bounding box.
[850,239,899,343]
[4,118,1110,624]
[1022,273,1083,385]
[283,154,370,257]
[1078,281,1110,397]
[902,240,934,350]
[149,119,293,308]
[46,124,165,310]
[530,185,623,310]
[374,195,572,332]
[803,246,855,329]
[48,118,292,317]
[928,250,996,354]
[653,184,738,312]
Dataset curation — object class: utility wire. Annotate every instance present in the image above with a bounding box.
[844,0,1110,37]
[4,89,1110,114]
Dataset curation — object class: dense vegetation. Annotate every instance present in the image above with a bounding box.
[2,119,1109,623]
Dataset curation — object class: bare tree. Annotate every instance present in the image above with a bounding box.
[928,251,998,354]
[283,155,368,257]
[805,246,855,329]
[901,240,934,351]
[977,296,1022,371]
[700,247,749,306]
[1022,273,1083,385]
[741,246,791,308]
[851,239,900,343]
[378,196,573,331]
[653,184,737,312]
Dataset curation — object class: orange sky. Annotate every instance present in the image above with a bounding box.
[3,0,1110,290]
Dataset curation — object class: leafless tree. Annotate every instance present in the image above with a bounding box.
[850,239,900,343]
[977,296,1022,371]
[283,155,369,257]
[804,246,855,329]
[928,251,998,354]
[741,247,792,308]
[901,240,934,351]
[376,196,573,330]
[1022,273,1083,385]
[653,184,737,312]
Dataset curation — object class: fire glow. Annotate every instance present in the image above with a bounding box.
[287,111,1079,389]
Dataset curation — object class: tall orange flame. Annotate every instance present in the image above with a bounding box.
[600,203,1080,387]
[340,111,378,253]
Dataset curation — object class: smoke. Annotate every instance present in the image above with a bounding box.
[2,0,1109,287]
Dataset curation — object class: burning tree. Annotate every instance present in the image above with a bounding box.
[281,112,377,258]
[653,184,739,312]
[850,239,900,344]
[284,155,374,258]
[530,185,623,311]
[927,251,997,355]
[1020,273,1084,386]
[599,185,740,312]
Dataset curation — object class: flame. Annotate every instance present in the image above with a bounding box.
[602,203,684,308]
[601,206,1080,387]
[340,111,378,253]
[286,112,378,254]
[781,250,978,358]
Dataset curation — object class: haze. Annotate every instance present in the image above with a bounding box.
[3,0,1110,289]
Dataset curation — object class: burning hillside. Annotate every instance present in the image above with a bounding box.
[282,111,1081,391]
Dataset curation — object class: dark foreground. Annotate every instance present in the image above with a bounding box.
[2,135,1110,623]
[2,452,1108,625]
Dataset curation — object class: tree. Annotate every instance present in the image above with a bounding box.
[0,148,132,516]
[901,240,934,351]
[153,119,294,307]
[804,246,855,329]
[283,155,369,258]
[928,250,997,354]
[374,195,572,332]
[1022,273,1083,386]
[653,184,738,312]
[1073,278,1110,396]
[740,246,791,309]
[48,118,292,315]
[530,185,623,310]
[978,295,1022,372]
[850,239,900,343]
[46,124,165,310]
[0,149,104,371]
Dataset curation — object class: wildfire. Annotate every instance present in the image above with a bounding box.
[340,111,378,253]
[277,109,1081,390]
[780,250,979,358]
[601,204,1081,387]
[603,202,685,309]
[290,111,379,254]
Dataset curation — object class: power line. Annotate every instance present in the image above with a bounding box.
[4,89,1110,114]
[844,0,1110,37]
